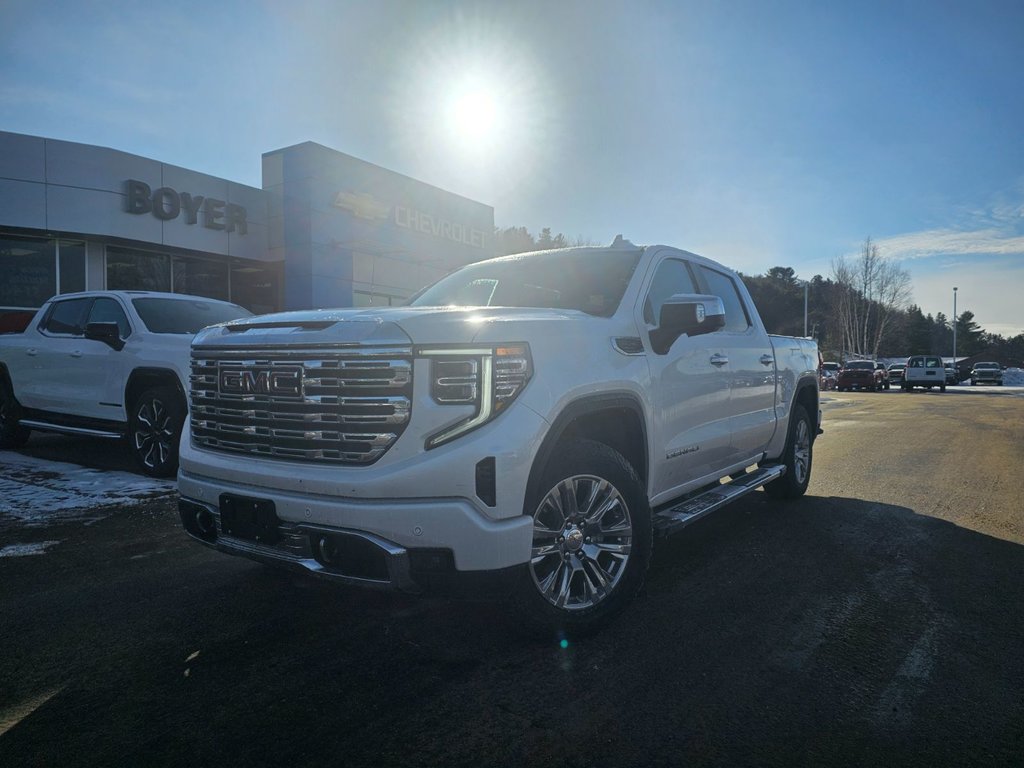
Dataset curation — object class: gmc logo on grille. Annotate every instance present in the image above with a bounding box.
[218,367,302,397]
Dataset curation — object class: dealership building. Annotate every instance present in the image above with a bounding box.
[0,130,494,316]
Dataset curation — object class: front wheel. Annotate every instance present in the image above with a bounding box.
[512,439,652,638]
[764,404,813,499]
[129,386,185,477]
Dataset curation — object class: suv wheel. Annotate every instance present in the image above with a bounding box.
[129,386,184,478]
[0,383,31,448]
[764,404,813,499]
[512,439,652,638]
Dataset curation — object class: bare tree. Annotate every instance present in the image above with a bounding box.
[831,237,912,359]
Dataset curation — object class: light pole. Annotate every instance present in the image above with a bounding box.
[952,286,958,369]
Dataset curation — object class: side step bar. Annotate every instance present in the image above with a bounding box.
[19,419,123,439]
[653,464,787,536]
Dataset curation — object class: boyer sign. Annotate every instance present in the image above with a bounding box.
[124,179,248,234]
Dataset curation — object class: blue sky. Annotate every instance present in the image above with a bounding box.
[2,0,1022,336]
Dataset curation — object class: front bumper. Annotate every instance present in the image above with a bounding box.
[177,468,534,578]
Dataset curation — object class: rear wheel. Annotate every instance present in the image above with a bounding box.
[764,404,813,500]
[129,386,185,477]
[512,439,652,638]
[0,383,30,448]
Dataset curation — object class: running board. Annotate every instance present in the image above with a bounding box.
[653,464,786,536]
[19,419,123,439]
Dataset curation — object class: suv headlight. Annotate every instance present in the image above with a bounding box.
[419,344,532,448]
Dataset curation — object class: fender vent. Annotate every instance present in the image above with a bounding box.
[613,337,645,355]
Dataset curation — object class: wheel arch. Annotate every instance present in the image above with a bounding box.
[793,377,820,437]
[125,367,186,411]
[525,393,648,513]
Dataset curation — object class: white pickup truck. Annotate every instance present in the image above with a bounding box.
[0,291,251,476]
[178,238,820,633]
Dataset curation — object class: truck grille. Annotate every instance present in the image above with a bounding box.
[189,347,412,465]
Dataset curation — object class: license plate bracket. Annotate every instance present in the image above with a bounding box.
[219,494,282,545]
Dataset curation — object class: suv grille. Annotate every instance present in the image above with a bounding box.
[190,347,412,464]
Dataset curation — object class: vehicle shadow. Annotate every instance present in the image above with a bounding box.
[11,432,138,473]
[3,493,1024,767]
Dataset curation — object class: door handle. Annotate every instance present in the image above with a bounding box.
[26,348,38,356]
[759,354,774,366]
[710,354,729,367]
[71,350,83,358]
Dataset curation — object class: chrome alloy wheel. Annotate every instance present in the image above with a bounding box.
[792,418,811,486]
[134,397,174,470]
[529,474,633,611]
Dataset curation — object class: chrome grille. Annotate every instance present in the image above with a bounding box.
[190,347,412,465]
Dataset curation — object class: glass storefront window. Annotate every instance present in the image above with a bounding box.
[107,247,171,292]
[0,235,56,309]
[58,241,86,294]
[173,256,229,301]
[231,260,282,315]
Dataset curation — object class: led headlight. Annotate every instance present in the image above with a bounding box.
[420,344,532,448]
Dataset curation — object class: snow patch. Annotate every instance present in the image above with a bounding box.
[0,540,61,557]
[0,451,174,528]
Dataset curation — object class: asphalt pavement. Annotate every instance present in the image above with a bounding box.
[1,386,1023,767]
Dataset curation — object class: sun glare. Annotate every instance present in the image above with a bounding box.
[447,80,500,150]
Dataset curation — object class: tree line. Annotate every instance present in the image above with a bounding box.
[497,228,1021,365]
[740,238,1022,365]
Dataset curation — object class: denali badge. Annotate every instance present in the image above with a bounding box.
[218,366,302,397]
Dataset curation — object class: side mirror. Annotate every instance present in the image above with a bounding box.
[84,321,125,351]
[649,294,726,355]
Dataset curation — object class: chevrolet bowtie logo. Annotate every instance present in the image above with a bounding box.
[333,191,391,221]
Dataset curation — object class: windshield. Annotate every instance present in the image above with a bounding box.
[132,297,252,334]
[975,363,999,369]
[409,249,642,317]
[846,361,874,370]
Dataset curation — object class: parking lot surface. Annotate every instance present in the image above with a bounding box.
[2,387,1023,767]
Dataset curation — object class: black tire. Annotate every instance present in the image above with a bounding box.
[129,386,185,478]
[0,381,31,448]
[511,439,652,638]
[764,404,813,500]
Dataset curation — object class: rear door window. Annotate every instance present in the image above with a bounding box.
[42,297,92,335]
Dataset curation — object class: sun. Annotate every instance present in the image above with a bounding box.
[446,79,501,150]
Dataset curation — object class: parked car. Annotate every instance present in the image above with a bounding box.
[970,362,1004,386]
[887,363,906,385]
[819,369,837,391]
[821,361,840,377]
[944,362,958,385]
[837,360,886,391]
[904,355,945,391]
[0,291,252,476]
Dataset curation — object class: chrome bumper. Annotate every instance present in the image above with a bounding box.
[179,497,418,592]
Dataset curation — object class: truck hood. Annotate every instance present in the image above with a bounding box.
[192,306,589,349]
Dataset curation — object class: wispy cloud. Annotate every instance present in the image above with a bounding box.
[873,227,1024,261]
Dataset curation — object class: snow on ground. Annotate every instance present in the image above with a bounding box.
[0,451,174,528]
[1003,368,1024,386]
[0,541,61,558]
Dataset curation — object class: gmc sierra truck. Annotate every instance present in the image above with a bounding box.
[0,291,251,476]
[178,238,821,634]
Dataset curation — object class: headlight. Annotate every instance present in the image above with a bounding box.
[419,344,532,448]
